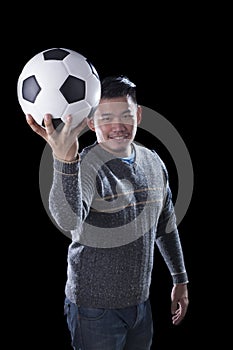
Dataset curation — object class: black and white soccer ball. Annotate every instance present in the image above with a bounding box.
[17,48,101,129]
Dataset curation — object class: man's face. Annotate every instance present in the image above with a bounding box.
[88,96,142,157]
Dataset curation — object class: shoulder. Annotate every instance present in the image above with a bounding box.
[133,143,168,179]
[80,141,98,159]
[133,142,164,164]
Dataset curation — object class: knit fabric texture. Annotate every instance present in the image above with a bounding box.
[49,142,188,308]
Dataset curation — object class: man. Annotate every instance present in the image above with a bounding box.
[26,75,189,350]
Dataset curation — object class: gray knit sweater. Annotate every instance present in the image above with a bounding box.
[49,142,188,308]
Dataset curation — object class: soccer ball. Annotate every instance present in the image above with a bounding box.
[17,48,101,129]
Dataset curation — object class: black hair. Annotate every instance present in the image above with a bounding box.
[101,75,137,104]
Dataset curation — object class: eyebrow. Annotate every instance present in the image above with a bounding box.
[100,109,131,117]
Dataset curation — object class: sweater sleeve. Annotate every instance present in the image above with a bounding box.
[155,168,189,285]
[48,156,95,232]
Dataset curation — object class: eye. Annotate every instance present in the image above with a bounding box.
[121,115,134,123]
[98,116,112,124]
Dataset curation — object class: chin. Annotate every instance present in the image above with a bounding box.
[106,140,131,155]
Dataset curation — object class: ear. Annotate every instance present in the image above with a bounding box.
[137,105,142,125]
[87,117,95,131]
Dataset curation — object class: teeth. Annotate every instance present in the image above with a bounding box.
[110,135,128,139]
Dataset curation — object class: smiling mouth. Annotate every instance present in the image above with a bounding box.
[109,135,130,141]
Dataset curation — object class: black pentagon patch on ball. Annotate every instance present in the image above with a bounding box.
[60,76,85,103]
[22,75,41,103]
[43,48,70,61]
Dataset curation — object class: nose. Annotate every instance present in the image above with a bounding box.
[111,117,126,131]
[111,122,125,131]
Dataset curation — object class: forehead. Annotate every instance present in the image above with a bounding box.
[95,96,136,116]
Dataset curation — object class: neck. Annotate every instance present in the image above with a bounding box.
[98,142,133,158]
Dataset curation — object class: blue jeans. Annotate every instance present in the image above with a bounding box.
[64,297,153,350]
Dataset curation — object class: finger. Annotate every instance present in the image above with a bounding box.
[172,313,182,325]
[60,114,73,135]
[71,117,88,136]
[44,114,56,135]
[172,301,187,325]
[26,114,47,138]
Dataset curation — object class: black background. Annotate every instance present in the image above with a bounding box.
[7,8,213,349]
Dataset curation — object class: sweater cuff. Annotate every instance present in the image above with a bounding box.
[172,271,189,284]
[53,156,80,175]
